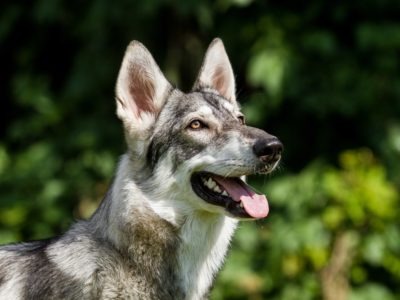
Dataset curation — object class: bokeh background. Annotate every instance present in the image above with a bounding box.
[1,1,400,299]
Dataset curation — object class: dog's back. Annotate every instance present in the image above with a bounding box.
[0,39,282,300]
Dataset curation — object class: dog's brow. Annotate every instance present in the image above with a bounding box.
[221,101,235,113]
[197,106,213,116]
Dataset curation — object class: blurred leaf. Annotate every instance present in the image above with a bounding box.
[0,205,27,227]
[0,145,10,175]
[248,48,287,98]
[350,284,395,300]
[357,23,400,50]
[362,234,385,265]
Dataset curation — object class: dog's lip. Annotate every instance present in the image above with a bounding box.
[190,171,269,219]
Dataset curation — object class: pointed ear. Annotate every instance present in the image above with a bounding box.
[115,41,172,130]
[193,38,236,102]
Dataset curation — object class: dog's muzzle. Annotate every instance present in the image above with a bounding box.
[191,127,283,220]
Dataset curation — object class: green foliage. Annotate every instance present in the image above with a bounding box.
[1,0,400,299]
[324,149,397,227]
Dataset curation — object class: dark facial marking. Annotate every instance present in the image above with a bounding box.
[145,94,211,171]
[199,92,241,130]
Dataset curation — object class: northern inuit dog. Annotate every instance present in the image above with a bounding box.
[0,38,282,299]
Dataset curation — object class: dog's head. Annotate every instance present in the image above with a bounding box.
[115,39,282,221]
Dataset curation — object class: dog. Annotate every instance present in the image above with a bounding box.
[0,38,282,299]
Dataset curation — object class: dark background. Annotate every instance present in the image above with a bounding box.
[1,1,400,299]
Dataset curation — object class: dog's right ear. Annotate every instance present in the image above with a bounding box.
[115,41,172,134]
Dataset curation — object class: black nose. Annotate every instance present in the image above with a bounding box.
[253,138,283,163]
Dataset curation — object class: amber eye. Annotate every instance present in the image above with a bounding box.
[189,120,204,130]
[238,115,245,125]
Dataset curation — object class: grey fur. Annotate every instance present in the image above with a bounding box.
[0,39,282,300]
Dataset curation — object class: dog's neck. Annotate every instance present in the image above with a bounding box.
[178,212,237,299]
[90,154,238,299]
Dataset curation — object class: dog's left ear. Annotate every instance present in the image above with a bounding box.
[193,38,236,103]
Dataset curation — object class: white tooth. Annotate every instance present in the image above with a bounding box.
[222,191,228,196]
[239,202,244,208]
[207,178,216,189]
[213,185,221,193]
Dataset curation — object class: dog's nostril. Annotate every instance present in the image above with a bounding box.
[253,139,283,160]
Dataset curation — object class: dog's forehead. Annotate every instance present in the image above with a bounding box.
[221,101,236,114]
[178,91,239,116]
[196,105,213,116]
[157,90,240,129]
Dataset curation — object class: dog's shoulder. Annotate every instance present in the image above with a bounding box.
[0,226,103,299]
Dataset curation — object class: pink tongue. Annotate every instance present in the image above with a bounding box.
[213,176,269,219]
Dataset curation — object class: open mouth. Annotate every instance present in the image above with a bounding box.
[190,172,269,219]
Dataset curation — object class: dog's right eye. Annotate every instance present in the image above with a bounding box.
[188,120,206,130]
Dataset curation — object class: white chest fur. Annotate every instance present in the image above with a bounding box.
[178,213,238,300]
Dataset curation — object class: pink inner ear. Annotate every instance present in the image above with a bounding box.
[213,66,228,99]
[127,66,156,117]
[212,65,234,101]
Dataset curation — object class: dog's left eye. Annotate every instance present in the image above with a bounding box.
[189,120,206,130]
